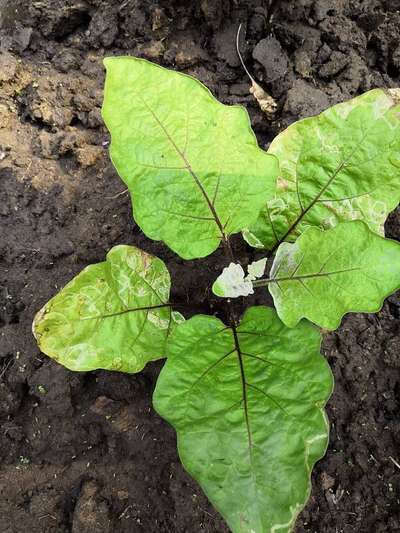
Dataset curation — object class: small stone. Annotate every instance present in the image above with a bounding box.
[252,36,289,82]
[87,6,118,48]
[0,52,17,83]
[72,481,111,533]
[37,131,55,159]
[319,51,350,78]
[284,79,329,118]
[13,25,32,52]
[214,23,241,68]
[318,43,332,64]
[87,108,102,129]
[53,50,81,73]
[80,55,102,79]
[137,40,165,61]
[294,49,312,78]
[76,146,103,167]
[174,42,207,68]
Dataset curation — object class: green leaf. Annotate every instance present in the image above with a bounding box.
[261,221,400,329]
[33,245,183,373]
[245,89,400,250]
[154,306,333,533]
[102,57,278,259]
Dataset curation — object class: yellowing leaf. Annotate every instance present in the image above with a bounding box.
[245,89,400,250]
[33,245,182,373]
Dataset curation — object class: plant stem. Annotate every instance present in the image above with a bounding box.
[252,278,271,288]
[266,0,282,27]
[223,236,235,262]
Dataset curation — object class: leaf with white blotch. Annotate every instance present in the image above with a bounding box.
[102,56,278,259]
[212,258,267,298]
[33,245,183,373]
[262,221,400,329]
[212,263,254,298]
[154,306,333,533]
[245,89,400,250]
[247,257,267,280]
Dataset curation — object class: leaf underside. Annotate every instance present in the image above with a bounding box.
[154,306,333,533]
[102,56,278,259]
[33,245,181,373]
[245,88,400,250]
[268,221,400,329]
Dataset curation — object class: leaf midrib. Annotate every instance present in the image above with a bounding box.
[135,92,228,242]
[74,303,171,321]
[271,127,370,251]
[232,324,253,450]
[179,326,325,530]
[254,266,361,287]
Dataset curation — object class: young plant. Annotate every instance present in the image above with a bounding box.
[32,57,400,532]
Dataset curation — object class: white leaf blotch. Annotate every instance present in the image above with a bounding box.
[212,263,254,298]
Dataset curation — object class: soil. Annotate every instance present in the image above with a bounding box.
[0,1,400,532]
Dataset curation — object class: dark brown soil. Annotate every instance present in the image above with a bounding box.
[1,1,400,532]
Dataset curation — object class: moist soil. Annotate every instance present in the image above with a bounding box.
[1,1,400,532]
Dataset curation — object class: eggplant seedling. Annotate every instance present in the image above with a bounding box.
[33,57,400,532]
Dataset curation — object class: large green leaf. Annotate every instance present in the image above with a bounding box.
[245,89,400,250]
[33,245,182,373]
[102,57,278,259]
[154,306,333,533]
[258,221,400,329]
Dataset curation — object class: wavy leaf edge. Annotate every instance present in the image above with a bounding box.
[267,221,400,330]
[154,306,334,532]
[32,244,182,373]
[244,88,400,251]
[102,56,279,259]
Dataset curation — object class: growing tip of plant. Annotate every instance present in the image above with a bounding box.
[236,23,278,119]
